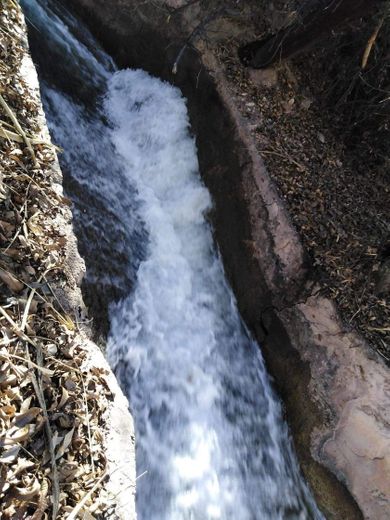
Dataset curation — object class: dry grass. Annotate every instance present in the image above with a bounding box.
[0,1,114,517]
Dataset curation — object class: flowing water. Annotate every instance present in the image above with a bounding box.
[21,1,323,518]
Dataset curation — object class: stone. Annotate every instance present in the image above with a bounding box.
[249,67,278,88]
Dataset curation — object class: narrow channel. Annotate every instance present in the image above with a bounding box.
[22,1,323,518]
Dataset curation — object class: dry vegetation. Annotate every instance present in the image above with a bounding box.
[179,0,389,359]
[0,1,114,517]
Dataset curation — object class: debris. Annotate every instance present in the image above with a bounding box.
[0,1,113,517]
[0,267,24,292]
[0,94,37,167]
[215,0,389,360]
[361,15,385,69]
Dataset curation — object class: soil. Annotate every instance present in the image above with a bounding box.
[188,0,390,361]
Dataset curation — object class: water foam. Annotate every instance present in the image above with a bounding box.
[105,70,321,519]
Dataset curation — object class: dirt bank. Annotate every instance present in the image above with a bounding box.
[67,1,389,518]
[0,2,136,518]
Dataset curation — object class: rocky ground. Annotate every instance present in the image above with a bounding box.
[0,2,133,518]
[177,0,389,360]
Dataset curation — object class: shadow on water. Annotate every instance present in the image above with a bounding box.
[21,0,147,338]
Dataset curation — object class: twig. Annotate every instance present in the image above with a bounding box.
[361,15,385,70]
[20,274,43,331]
[0,120,60,150]
[4,179,32,253]
[136,470,148,480]
[172,8,224,74]
[0,305,39,348]
[367,326,390,332]
[170,0,201,16]
[21,269,50,332]
[0,94,38,166]
[261,148,308,172]
[25,344,60,520]
[8,0,19,10]
[3,352,54,376]
[7,169,57,205]
[46,356,81,374]
[81,375,95,476]
[43,274,71,318]
[0,267,76,332]
[66,471,107,520]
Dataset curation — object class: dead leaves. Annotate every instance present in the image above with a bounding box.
[0,1,112,518]
[219,30,390,361]
[0,267,24,292]
[0,336,112,518]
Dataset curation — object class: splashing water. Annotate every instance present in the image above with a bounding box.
[21,1,323,518]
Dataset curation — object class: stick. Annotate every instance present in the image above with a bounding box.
[25,345,60,520]
[0,305,39,348]
[172,8,224,74]
[0,94,38,166]
[66,471,107,520]
[0,121,60,149]
[3,352,54,376]
[21,268,50,332]
[361,16,385,70]
[81,375,95,476]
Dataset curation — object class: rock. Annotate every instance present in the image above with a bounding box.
[318,132,326,143]
[249,67,278,88]
[301,97,313,109]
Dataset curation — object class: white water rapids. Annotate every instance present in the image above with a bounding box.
[22,1,323,518]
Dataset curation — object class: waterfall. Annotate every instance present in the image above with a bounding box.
[21,1,323,518]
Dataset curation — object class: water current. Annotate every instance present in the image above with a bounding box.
[21,1,323,518]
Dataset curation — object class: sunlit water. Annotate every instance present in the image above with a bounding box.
[21,1,323,518]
